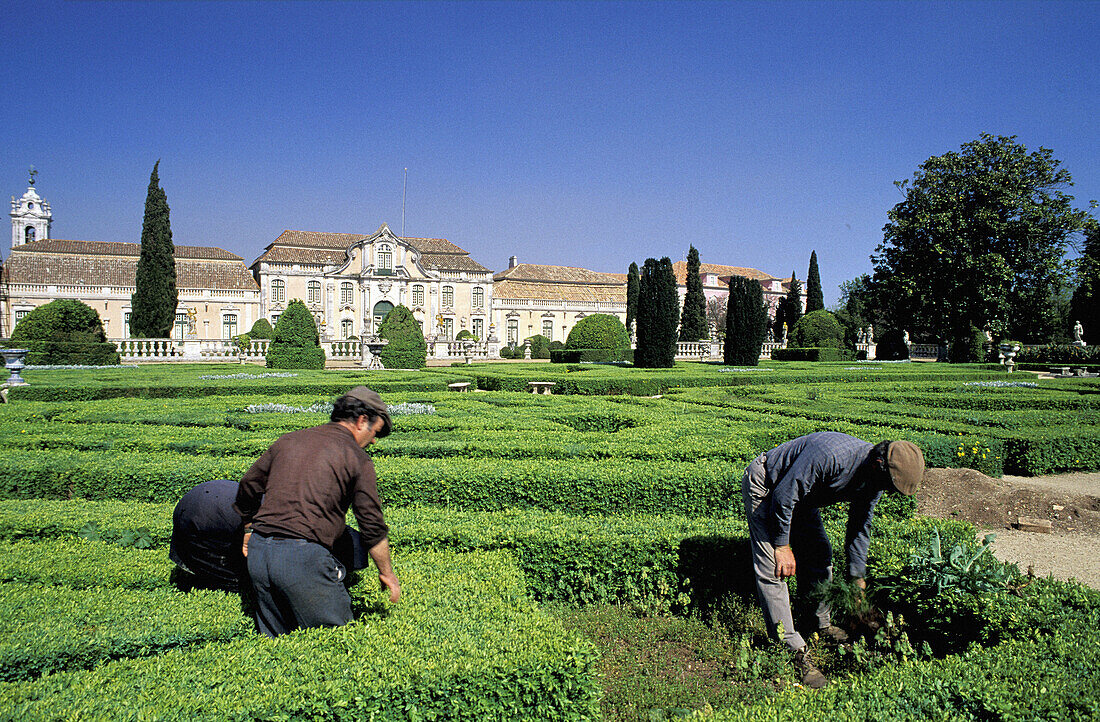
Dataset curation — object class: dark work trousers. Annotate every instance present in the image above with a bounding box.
[246,532,353,638]
[743,453,834,651]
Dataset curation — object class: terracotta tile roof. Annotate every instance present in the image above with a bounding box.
[494,263,625,286]
[2,240,258,290]
[671,260,782,285]
[11,238,244,261]
[251,229,488,272]
[493,279,626,304]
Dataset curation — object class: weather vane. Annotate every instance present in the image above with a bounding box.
[28,167,37,186]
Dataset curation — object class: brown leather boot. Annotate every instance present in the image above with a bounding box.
[817,624,850,644]
[794,647,828,689]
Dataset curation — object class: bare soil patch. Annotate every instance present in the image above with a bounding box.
[916,468,1100,589]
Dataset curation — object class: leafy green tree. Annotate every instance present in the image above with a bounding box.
[379,305,427,369]
[130,161,177,338]
[678,246,708,341]
[805,250,825,313]
[10,299,120,365]
[625,262,640,336]
[724,275,767,365]
[872,134,1092,343]
[635,257,679,368]
[1070,222,1100,344]
[525,334,551,359]
[248,318,274,340]
[266,300,326,369]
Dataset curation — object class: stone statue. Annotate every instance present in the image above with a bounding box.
[866,325,874,344]
[185,307,197,336]
[903,330,910,347]
[1074,320,1085,347]
[781,322,788,342]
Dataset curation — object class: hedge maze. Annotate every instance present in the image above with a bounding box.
[1,362,1099,719]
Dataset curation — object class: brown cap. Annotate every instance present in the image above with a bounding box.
[344,386,392,437]
[886,440,924,495]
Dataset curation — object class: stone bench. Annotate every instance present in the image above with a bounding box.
[447,382,472,392]
[1052,366,1071,377]
[528,381,556,395]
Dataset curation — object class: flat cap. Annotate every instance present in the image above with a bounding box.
[886,440,924,495]
[344,386,392,438]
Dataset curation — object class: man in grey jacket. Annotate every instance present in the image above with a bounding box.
[742,432,923,688]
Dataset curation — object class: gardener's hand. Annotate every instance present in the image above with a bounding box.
[775,545,796,578]
[242,530,252,558]
[852,577,866,590]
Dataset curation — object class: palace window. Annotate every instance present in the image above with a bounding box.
[377,244,393,274]
[308,281,321,304]
[507,319,518,344]
[442,286,454,308]
[14,310,30,330]
[174,313,189,340]
[440,317,454,339]
[341,319,354,339]
[270,314,280,328]
[223,314,238,339]
[341,282,354,306]
[271,279,285,303]
[472,318,484,340]
[412,284,425,307]
[123,312,131,339]
[542,319,553,340]
[472,287,485,308]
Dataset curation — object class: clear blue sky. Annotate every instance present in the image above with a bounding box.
[4,0,1098,305]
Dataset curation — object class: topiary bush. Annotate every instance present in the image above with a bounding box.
[876,328,911,360]
[265,300,326,369]
[9,300,120,366]
[564,314,630,363]
[378,305,427,369]
[790,310,845,349]
[525,335,551,359]
[247,318,274,340]
[948,324,986,363]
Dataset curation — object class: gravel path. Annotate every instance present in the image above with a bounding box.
[981,472,1100,590]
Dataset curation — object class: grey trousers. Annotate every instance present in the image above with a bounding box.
[742,452,834,651]
[247,533,353,638]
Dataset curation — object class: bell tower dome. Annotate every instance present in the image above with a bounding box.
[11,167,52,250]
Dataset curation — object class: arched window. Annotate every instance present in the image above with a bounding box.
[308,281,321,304]
[442,286,454,308]
[472,287,485,308]
[341,282,354,306]
[372,301,395,330]
[377,244,393,274]
[24,226,35,244]
[271,279,285,303]
[341,319,354,339]
[412,284,425,307]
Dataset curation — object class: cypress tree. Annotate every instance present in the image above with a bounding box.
[678,245,708,341]
[130,161,177,338]
[378,305,428,369]
[635,257,679,368]
[626,262,640,336]
[806,250,825,313]
[266,299,326,369]
[785,272,802,331]
[724,275,767,366]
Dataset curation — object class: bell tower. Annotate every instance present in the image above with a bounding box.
[11,167,52,250]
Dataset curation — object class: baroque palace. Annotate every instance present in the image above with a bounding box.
[2,175,800,344]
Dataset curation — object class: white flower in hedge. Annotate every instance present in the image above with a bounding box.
[245,401,436,415]
[198,372,299,380]
[25,364,140,370]
[962,381,1039,388]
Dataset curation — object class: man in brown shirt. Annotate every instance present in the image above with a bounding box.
[235,386,400,637]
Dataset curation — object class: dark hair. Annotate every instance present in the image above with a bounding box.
[331,395,379,425]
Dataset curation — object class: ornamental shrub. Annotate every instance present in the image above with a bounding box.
[565,314,630,362]
[525,335,551,359]
[949,323,986,363]
[9,299,120,366]
[724,274,767,365]
[378,305,427,369]
[634,257,679,368]
[790,309,844,349]
[247,318,274,340]
[877,328,911,360]
[455,329,475,342]
[265,300,325,369]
